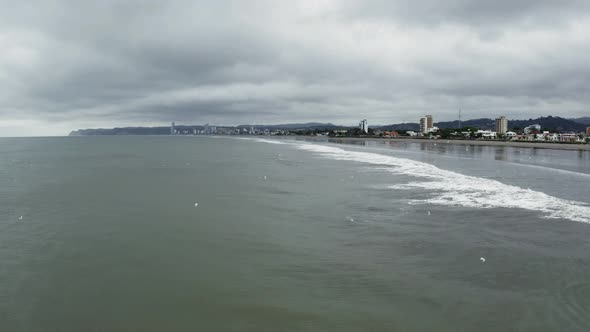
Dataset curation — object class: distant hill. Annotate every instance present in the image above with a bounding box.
[376,116,585,132]
[571,117,590,125]
[375,118,497,131]
[237,123,338,130]
[373,122,420,131]
[70,126,173,136]
[438,118,497,130]
[437,117,584,132]
[508,116,586,132]
[69,116,586,136]
[69,123,340,136]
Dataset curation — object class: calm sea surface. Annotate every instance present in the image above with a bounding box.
[1,136,590,331]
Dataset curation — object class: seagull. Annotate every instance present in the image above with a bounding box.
[480,257,486,263]
[194,202,199,207]
[18,216,23,220]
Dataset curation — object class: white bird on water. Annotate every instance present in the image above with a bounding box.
[480,257,486,263]
[263,176,267,180]
[18,216,23,220]
[194,202,199,207]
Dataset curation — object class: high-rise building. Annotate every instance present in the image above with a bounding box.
[170,122,175,135]
[419,115,433,134]
[586,127,590,136]
[419,117,427,134]
[495,116,508,135]
[359,119,368,134]
[426,115,433,129]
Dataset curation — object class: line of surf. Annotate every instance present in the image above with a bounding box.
[297,143,590,224]
[242,138,589,224]
[508,162,590,179]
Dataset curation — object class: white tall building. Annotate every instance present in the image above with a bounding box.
[359,119,368,134]
[495,116,508,135]
[170,122,175,135]
[419,115,433,134]
[419,117,427,133]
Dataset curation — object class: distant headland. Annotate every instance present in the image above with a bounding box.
[70,116,588,137]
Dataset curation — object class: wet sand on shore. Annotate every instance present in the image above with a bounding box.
[291,136,590,151]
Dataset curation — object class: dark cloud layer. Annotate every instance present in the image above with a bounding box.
[0,0,588,135]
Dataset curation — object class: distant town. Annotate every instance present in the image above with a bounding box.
[70,115,590,145]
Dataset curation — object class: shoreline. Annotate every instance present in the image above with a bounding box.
[8,135,588,151]
[290,136,590,151]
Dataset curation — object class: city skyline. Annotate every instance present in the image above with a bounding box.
[73,114,585,133]
[1,1,590,136]
[75,113,588,132]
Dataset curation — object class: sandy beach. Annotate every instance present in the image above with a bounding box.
[291,136,590,151]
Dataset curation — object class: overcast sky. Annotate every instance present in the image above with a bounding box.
[1,0,589,136]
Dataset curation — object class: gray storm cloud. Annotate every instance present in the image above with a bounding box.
[0,0,589,135]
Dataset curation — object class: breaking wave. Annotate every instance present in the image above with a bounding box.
[251,138,288,145]
[294,143,590,224]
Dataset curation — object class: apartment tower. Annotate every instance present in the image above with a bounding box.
[495,116,508,135]
[420,115,433,134]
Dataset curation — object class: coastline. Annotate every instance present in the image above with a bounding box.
[290,136,590,151]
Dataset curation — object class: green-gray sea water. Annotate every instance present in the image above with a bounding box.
[1,136,590,331]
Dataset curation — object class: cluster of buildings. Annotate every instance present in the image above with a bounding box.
[415,115,589,143]
[359,119,369,134]
[415,115,509,137]
[170,119,590,143]
[507,129,587,143]
[480,120,587,143]
[170,122,290,136]
[419,115,437,134]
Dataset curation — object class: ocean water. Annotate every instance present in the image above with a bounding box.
[1,136,589,331]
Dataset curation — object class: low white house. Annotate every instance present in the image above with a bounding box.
[558,133,583,142]
[475,130,497,138]
[544,133,559,141]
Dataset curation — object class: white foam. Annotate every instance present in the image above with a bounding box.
[511,163,590,179]
[225,137,288,145]
[294,143,590,224]
[251,138,287,145]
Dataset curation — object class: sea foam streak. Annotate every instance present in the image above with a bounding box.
[294,143,590,224]
[251,138,287,145]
